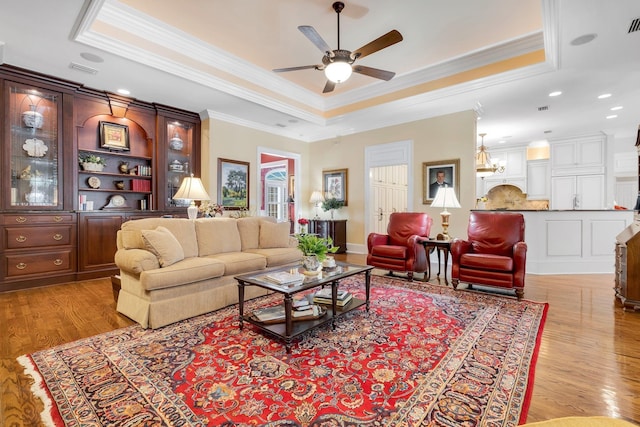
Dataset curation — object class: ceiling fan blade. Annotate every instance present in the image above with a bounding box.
[298,25,332,54]
[323,80,336,93]
[352,65,395,81]
[273,65,320,72]
[352,29,403,60]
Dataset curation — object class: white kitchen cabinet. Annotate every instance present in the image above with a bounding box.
[527,160,550,200]
[551,174,604,209]
[550,135,605,176]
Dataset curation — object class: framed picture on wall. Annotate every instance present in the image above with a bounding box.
[422,159,460,204]
[99,121,129,151]
[322,168,348,206]
[218,158,250,210]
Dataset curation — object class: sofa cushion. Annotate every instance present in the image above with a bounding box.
[206,252,267,276]
[259,221,291,249]
[245,247,302,267]
[121,218,198,258]
[140,257,225,291]
[141,226,185,267]
[237,216,273,250]
[195,218,241,255]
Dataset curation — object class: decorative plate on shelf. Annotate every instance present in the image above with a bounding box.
[22,138,48,157]
[87,176,101,189]
[103,194,127,209]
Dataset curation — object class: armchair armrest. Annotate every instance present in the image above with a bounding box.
[450,238,472,280]
[367,233,390,251]
[512,241,528,288]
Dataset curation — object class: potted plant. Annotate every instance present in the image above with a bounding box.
[295,233,339,271]
[322,197,344,219]
[79,153,107,172]
[297,217,309,234]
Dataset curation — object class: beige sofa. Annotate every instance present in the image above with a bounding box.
[114,216,301,328]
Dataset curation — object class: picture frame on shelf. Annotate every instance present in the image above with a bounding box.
[218,158,250,210]
[322,168,348,206]
[422,158,460,204]
[99,121,130,151]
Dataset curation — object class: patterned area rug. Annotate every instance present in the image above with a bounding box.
[19,276,547,426]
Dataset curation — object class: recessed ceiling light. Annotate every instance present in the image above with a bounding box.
[117,88,130,95]
[611,106,623,111]
[571,33,597,46]
[606,115,618,119]
[598,93,612,99]
[80,52,104,63]
[498,140,506,144]
[549,91,562,97]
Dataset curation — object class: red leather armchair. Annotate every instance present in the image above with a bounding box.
[450,211,527,299]
[367,212,432,281]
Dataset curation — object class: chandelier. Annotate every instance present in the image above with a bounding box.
[476,133,505,178]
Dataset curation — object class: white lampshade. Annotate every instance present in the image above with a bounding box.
[173,174,211,220]
[309,190,325,219]
[324,61,352,83]
[431,186,460,241]
[431,187,461,211]
[309,191,325,205]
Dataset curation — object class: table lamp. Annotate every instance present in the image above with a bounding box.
[309,190,325,219]
[173,174,211,220]
[431,186,461,240]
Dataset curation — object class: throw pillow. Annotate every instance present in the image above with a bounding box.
[141,226,185,267]
[259,221,291,248]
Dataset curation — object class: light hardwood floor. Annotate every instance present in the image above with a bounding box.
[1,253,639,426]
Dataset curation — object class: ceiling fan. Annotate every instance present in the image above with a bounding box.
[273,1,403,93]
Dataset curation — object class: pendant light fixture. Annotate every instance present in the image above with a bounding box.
[476,133,501,178]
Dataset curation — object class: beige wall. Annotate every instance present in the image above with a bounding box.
[201,110,477,250]
[308,110,477,248]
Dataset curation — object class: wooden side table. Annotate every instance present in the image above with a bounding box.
[420,239,451,284]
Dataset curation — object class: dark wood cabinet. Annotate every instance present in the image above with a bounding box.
[0,64,201,291]
[309,219,347,253]
[615,222,640,311]
[0,213,77,291]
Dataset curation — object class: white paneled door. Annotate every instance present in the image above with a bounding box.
[369,165,408,234]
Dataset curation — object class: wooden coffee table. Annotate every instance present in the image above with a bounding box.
[235,262,373,353]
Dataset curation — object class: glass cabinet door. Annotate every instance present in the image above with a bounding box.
[6,82,63,210]
[157,112,200,212]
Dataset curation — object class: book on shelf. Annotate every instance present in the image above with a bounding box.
[292,295,311,309]
[292,305,321,318]
[262,271,304,285]
[314,288,349,299]
[313,292,353,307]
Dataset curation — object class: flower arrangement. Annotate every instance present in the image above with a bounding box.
[297,217,309,234]
[198,201,224,217]
[78,153,106,166]
[321,198,344,212]
[295,233,339,262]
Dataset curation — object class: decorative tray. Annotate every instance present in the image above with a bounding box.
[251,306,327,324]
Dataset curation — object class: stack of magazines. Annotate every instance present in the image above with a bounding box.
[262,271,304,286]
[312,288,353,307]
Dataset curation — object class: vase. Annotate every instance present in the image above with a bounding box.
[302,255,320,272]
[82,162,104,172]
[299,224,307,234]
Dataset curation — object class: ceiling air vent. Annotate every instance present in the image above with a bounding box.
[629,18,640,33]
[69,62,98,74]
[538,106,549,112]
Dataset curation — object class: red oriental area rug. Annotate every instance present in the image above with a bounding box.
[19,276,547,426]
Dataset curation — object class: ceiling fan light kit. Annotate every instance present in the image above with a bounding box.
[325,60,352,83]
[273,1,403,92]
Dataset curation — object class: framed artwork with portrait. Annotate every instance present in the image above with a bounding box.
[99,121,129,151]
[217,158,250,210]
[422,159,460,204]
[323,168,348,206]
